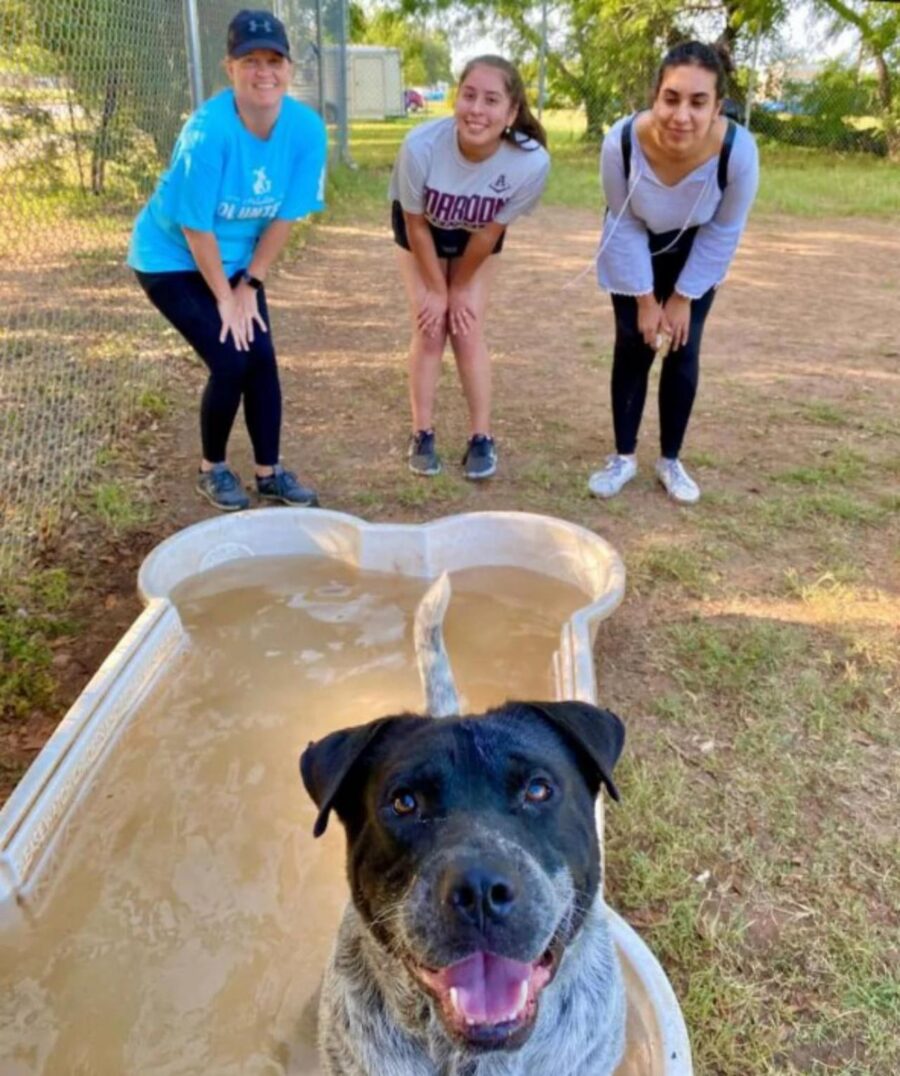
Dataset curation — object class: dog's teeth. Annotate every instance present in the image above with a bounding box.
[449,987,460,1015]
[517,980,529,1011]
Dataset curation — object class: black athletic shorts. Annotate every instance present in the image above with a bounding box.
[391,200,505,259]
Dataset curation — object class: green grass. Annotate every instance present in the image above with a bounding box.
[137,388,170,420]
[628,542,718,598]
[394,471,466,508]
[756,490,888,529]
[772,446,869,488]
[326,154,394,219]
[607,615,899,1074]
[799,401,852,427]
[782,566,865,604]
[756,142,900,217]
[0,570,76,720]
[694,477,891,550]
[92,481,151,533]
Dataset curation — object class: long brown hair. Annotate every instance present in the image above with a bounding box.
[458,55,547,149]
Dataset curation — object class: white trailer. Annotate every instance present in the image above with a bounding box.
[294,44,405,122]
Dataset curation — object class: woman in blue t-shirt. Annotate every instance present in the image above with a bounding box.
[129,9,327,511]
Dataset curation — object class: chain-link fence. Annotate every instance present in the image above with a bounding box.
[742,57,896,156]
[0,0,342,578]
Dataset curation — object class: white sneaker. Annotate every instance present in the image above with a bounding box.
[655,457,700,504]
[588,454,638,498]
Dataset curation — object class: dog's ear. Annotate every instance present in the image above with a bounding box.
[520,701,625,801]
[300,716,407,837]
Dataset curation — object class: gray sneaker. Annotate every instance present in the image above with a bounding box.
[256,464,319,507]
[655,457,700,504]
[196,463,250,512]
[408,429,442,476]
[462,434,497,480]
[588,454,637,498]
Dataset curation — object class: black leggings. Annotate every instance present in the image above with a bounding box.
[609,228,715,459]
[135,269,281,466]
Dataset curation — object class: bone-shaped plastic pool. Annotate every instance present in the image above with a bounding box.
[0,509,691,1074]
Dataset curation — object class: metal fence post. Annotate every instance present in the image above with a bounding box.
[745,28,762,130]
[537,0,548,119]
[337,0,352,164]
[182,0,205,109]
[315,0,325,119]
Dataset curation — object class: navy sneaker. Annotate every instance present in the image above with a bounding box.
[462,434,497,480]
[408,429,442,476]
[196,463,250,512]
[256,464,319,507]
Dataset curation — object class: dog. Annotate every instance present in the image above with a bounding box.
[298,576,627,1075]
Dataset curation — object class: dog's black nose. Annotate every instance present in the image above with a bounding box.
[442,866,517,929]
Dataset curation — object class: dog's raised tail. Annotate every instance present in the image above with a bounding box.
[413,572,460,718]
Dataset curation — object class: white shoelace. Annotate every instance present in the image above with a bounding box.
[605,455,632,474]
[660,459,696,494]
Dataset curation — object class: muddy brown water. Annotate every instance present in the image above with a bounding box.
[0,558,662,1074]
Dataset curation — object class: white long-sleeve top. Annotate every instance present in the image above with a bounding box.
[596,114,759,299]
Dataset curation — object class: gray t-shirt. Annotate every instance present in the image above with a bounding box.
[390,117,550,233]
[597,114,759,299]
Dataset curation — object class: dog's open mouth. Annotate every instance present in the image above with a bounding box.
[416,947,556,1047]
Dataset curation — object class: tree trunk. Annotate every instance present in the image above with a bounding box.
[65,85,86,195]
[91,70,119,195]
[584,87,607,142]
[872,52,898,160]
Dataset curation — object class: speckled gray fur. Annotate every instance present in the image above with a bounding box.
[318,894,625,1076]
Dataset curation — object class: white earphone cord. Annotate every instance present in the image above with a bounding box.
[562,165,711,291]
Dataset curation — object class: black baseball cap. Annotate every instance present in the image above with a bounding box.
[227,10,291,59]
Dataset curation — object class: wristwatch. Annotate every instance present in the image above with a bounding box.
[241,271,264,290]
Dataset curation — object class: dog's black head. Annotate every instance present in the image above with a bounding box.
[300,701,624,1052]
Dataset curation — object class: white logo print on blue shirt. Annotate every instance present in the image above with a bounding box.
[253,167,272,196]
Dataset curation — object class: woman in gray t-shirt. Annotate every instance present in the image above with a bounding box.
[390,56,550,480]
[589,41,759,504]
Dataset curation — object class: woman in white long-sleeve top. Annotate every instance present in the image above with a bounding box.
[589,41,759,504]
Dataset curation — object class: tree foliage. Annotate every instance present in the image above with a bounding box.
[351,5,452,86]
[398,0,795,137]
[813,0,900,156]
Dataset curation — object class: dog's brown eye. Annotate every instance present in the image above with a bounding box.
[392,791,418,816]
[525,778,553,804]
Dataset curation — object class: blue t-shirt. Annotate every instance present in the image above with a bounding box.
[128,89,327,275]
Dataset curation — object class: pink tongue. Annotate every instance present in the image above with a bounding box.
[441,951,531,1024]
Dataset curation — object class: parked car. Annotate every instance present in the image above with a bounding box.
[758,98,808,116]
[404,88,425,113]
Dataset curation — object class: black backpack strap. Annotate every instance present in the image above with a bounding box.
[621,116,634,184]
[717,120,736,192]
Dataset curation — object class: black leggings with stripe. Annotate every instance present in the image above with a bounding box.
[609,227,715,459]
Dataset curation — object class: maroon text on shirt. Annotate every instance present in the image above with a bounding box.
[422,186,509,229]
